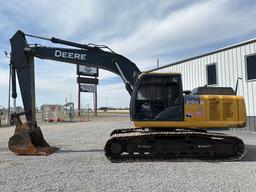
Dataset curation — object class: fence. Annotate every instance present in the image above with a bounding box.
[0,112,9,127]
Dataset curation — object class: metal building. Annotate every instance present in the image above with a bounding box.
[151,38,256,132]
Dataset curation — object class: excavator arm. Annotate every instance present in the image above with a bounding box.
[10,30,141,123]
[8,30,141,155]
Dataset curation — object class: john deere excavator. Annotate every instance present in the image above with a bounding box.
[8,30,246,161]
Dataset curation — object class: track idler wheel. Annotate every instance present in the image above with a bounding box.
[105,139,125,158]
[110,142,123,155]
[8,122,58,155]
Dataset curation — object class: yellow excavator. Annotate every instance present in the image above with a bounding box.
[8,30,246,161]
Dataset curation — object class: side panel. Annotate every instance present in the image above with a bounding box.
[133,95,247,129]
[183,95,206,124]
[238,96,247,127]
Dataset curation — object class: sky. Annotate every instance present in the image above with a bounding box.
[0,0,256,109]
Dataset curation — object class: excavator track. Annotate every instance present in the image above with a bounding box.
[105,129,245,162]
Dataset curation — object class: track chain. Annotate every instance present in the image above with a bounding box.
[105,129,245,162]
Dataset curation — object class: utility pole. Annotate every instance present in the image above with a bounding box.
[7,66,11,124]
[94,78,97,116]
[5,51,11,124]
[157,58,160,68]
[13,99,16,112]
[78,80,81,116]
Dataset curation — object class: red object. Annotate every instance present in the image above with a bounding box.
[49,117,54,122]
[56,117,60,122]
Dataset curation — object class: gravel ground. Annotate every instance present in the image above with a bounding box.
[0,114,256,192]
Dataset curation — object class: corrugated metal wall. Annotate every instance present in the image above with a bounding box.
[155,41,256,132]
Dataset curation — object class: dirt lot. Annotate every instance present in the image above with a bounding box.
[0,114,256,192]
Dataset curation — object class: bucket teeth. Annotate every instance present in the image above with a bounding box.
[33,146,59,156]
[8,118,58,156]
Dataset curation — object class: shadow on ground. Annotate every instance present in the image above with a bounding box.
[58,149,104,153]
[241,145,256,162]
[56,145,256,162]
[0,148,8,152]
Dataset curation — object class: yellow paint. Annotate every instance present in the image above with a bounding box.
[138,72,181,79]
[133,95,247,129]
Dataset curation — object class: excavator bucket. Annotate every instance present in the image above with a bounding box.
[8,114,58,155]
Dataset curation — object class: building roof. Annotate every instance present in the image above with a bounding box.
[148,37,256,72]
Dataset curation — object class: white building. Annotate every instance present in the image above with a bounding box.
[151,38,256,132]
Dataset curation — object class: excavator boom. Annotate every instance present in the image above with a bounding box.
[9,30,140,155]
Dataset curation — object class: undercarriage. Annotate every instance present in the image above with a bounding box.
[105,128,245,162]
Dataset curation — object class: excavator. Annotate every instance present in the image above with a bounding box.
[8,30,246,161]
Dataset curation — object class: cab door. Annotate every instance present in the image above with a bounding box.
[130,74,184,121]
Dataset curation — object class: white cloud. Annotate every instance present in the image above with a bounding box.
[35,76,129,108]
[0,67,10,108]
[0,68,9,87]
[0,1,100,38]
[1,0,256,108]
[97,83,130,107]
[107,0,256,65]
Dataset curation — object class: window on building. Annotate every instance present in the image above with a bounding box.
[206,63,217,85]
[246,54,256,80]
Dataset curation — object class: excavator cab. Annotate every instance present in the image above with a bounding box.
[131,73,184,121]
